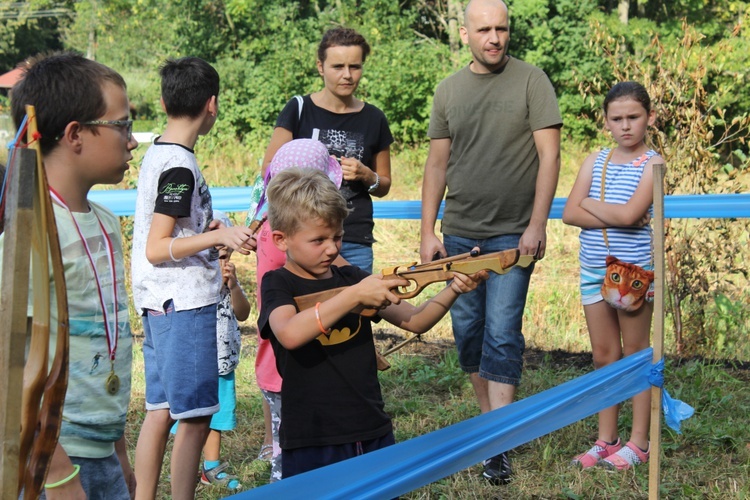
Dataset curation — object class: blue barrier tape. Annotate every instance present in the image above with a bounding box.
[230,348,655,499]
[89,189,750,219]
[649,358,695,434]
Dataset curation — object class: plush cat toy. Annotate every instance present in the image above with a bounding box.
[601,256,655,312]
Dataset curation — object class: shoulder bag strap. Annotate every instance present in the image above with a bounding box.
[294,95,303,120]
[600,148,615,254]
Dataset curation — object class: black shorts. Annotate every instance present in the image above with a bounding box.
[282,431,396,479]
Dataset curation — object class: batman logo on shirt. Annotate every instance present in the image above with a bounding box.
[316,316,362,346]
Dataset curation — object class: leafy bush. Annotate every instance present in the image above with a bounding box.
[362,39,453,144]
[704,293,750,358]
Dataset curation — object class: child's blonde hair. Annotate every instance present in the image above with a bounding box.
[267,168,350,235]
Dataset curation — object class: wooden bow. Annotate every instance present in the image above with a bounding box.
[248,216,265,236]
[219,215,264,263]
[17,106,69,499]
[294,248,537,317]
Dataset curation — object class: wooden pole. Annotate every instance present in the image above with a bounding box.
[0,148,37,499]
[648,163,666,500]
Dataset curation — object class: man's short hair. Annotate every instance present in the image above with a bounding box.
[10,52,126,155]
[267,168,350,235]
[159,57,220,119]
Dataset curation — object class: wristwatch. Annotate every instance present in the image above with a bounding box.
[367,173,380,193]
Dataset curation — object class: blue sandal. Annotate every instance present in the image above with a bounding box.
[200,462,242,490]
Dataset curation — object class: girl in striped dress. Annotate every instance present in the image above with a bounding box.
[562,81,663,470]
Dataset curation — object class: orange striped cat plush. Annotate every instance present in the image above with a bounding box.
[601,256,654,312]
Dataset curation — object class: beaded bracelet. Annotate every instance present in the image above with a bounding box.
[315,302,331,334]
[44,464,80,489]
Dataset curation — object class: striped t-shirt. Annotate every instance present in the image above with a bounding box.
[579,148,657,267]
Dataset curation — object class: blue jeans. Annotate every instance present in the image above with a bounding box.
[142,300,219,418]
[340,242,373,274]
[443,234,534,386]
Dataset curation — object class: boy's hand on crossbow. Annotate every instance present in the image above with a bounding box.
[351,273,411,310]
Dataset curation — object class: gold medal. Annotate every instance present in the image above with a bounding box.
[106,372,120,395]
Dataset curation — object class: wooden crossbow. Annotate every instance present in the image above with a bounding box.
[294,248,537,317]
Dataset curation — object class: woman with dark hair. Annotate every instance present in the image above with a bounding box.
[261,27,393,274]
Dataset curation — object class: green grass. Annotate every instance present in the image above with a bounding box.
[127,329,750,499]
[115,134,749,497]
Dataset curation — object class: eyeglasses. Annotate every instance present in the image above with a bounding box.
[82,119,134,140]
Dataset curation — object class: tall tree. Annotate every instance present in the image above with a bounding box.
[448,0,463,65]
[618,0,629,24]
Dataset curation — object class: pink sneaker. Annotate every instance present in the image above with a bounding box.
[571,438,622,469]
[599,441,650,471]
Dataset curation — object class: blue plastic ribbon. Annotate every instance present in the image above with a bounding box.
[88,189,750,219]
[231,349,655,499]
[649,358,695,433]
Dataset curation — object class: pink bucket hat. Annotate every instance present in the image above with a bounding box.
[267,138,343,188]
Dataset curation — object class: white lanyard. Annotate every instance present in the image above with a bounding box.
[49,188,118,364]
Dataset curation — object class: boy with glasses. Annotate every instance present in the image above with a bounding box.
[6,52,138,499]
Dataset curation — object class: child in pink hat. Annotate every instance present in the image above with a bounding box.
[267,138,343,187]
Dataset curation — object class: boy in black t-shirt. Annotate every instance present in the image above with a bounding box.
[258,168,488,478]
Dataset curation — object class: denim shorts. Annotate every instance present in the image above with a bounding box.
[170,372,236,434]
[142,300,219,419]
[340,241,374,274]
[443,233,534,386]
[41,452,129,500]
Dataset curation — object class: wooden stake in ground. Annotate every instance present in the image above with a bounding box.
[649,163,666,500]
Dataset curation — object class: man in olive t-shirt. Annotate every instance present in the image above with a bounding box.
[419,0,562,484]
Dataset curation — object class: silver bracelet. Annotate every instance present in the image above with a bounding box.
[168,237,181,262]
[367,173,380,193]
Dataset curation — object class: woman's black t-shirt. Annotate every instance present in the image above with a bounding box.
[275,95,394,246]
